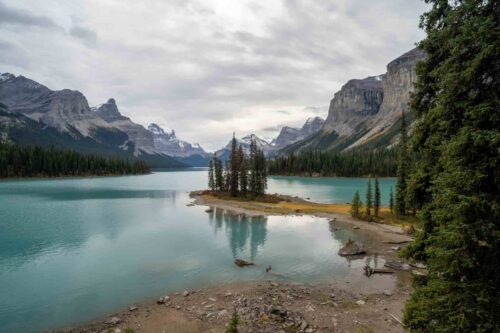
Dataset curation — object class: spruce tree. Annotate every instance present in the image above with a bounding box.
[374,177,381,217]
[365,177,372,220]
[208,159,215,191]
[350,191,361,218]
[401,1,500,331]
[249,138,258,197]
[389,187,394,214]
[226,309,240,333]
[395,111,409,216]
[229,134,239,196]
[239,150,248,197]
[214,155,224,191]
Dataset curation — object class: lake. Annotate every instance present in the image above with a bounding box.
[0,169,396,332]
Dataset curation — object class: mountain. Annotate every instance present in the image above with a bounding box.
[271,116,324,149]
[282,48,426,153]
[0,73,186,168]
[214,134,273,162]
[147,123,206,157]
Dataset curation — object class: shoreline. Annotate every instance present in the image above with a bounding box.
[54,192,416,333]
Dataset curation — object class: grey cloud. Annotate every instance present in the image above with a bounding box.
[69,25,98,47]
[0,2,62,30]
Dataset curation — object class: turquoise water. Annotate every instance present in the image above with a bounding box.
[0,170,395,332]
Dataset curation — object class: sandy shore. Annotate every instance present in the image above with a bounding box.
[54,193,417,333]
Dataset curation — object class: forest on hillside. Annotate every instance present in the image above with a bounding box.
[268,149,397,177]
[0,141,150,178]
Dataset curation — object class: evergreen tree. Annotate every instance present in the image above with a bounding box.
[350,191,361,218]
[249,138,258,197]
[208,159,215,191]
[229,134,240,196]
[239,154,248,196]
[365,177,372,220]
[226,309,240,333]
[214,155,224,191]
[395,111,409,216]
[389,187,394,214]
[374,177,381,217]
[401,1,500,331]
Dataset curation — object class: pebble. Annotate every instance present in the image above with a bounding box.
[182,290,190,297]
[208,297,216,302]
[383,290,393,296]
[105,316,122,325]
[356,300,366,305]
[128,305,138,311]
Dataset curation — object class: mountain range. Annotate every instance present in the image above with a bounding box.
[282,48,425,153]
[0,47,423,167]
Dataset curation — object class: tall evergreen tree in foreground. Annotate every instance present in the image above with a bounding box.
[374,177,381,217]
[395,111,409,216]
[365,177,372,220]
[213,155,224,191]
[402,1,499,331]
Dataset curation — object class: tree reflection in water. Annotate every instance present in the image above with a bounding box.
[207,207,268,260]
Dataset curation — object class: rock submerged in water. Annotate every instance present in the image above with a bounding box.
[234,259,254,267]
[338,240,366,256]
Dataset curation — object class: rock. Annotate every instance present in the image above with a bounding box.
[217,309,228,319]
[205,208,213,213]
[270,282,279,287]
[182,290,190,297]
[225,292,233,297]
[186,203,195,207]
[128,305,138,311]
[391,246,401,251]
[234,259,254,267]
[356,300,366,305]
[353,226,360,230]
[105,316,122,325]
[208,297,216,302]
[338,240,366,256]
[157,295,170,304]
[384,260,411,271]
[299,320,309,330]
[113,329,121,333]
[383,290,393,296]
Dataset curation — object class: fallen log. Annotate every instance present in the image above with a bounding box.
[364,265,394,277]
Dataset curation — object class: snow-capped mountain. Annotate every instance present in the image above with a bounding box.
[270,116,324,149]
[214,134,273,161]
[147,123,206,157]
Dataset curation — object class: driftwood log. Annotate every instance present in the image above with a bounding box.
[364,265,395,277]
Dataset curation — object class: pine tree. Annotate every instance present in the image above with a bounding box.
[239,155,248,197]
[389,187,394,214]
[208,159,215,191]
[401,1,500,331]
[395,111,409,216]
[249,138,258,197]
[374,177,381,217]
[214,155,224,191]
[229,134,239,196]
[350,191,361,218]
[226,309,240,333]
[365,177,372,220]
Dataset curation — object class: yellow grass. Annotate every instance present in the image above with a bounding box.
[197,192,418,229]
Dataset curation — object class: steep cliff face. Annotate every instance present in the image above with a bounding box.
[322,76,384,137]
[0,73,109,136]
[284,48,425,153]
[349,48,425,148]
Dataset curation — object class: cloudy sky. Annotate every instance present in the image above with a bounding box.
[0,0,427,150]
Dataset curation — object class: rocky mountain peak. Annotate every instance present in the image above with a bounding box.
[92,98,128,122]
[148,123,205,157]
[148,123,174,137]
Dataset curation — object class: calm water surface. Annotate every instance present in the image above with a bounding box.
[0,170,395,332]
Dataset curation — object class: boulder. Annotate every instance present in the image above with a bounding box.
[338,240,366,256]
[234,259,254,267]
[105,317,122,325]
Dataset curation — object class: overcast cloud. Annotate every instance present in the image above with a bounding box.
[0,0,428,150]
